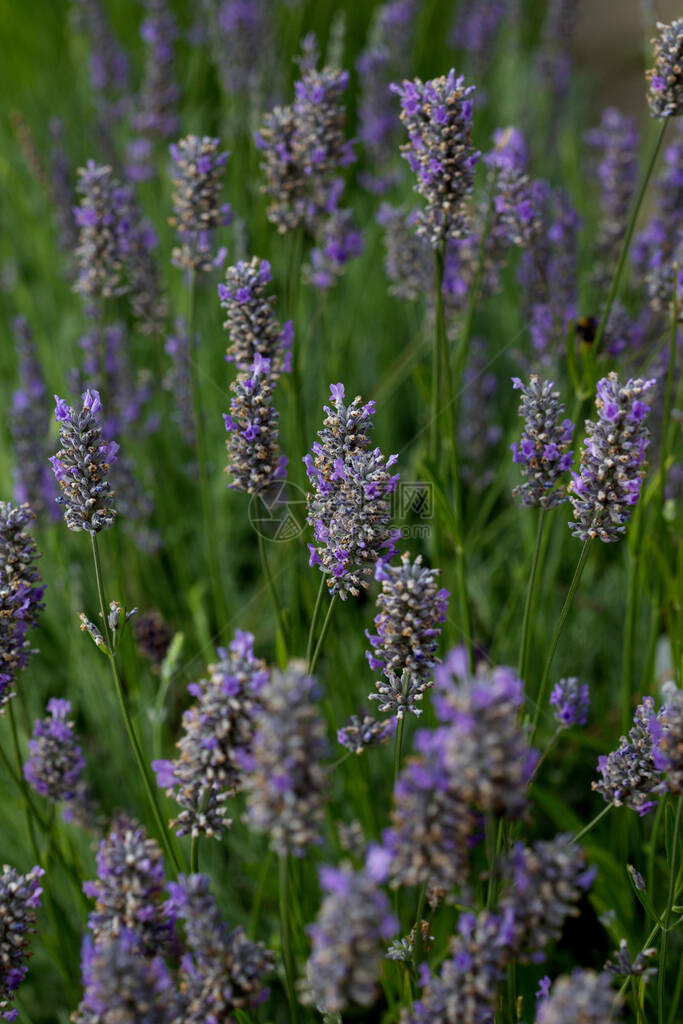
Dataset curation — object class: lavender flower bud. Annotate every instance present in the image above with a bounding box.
[152,630,268,839]
[593,697,664,815]
[646,20,683,118]
[510,375,574,508]
[10,317,59,519]
[0,502,45,713]
[132,609,173,670]
[73,161,132,299]
[255,105,303,234]
[0,864,44,1022]
[549,677,589,727]
[366,552,448,699]
[218,257,293,375]
[392,70,479,247]
[169,135,232,273]
[369,668,432,719]
[535,970,619,1024]
[337,713,395,754]
[627,864,647,891]
[50,390,117,533]
[485,125,541,248]
[649,686,683,794]
[167,873,274,1020]
[73,931,179,1024]
[23,699,86,810]
[303,864,397,1013]
[244,661,327,857]
[605,939,657,981]
[83,817,175,956]
[224,356,286,495]
[569,373,655,543]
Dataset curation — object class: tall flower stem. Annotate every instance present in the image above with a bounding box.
[186,268,225,627]
[90,533,182,875]
[7,701,41,865]
[307,594,337,676]
[278,853,297,1023]
[257,530,289,662]
[658,270,679,519]
[531,539,592,738]
[305,575,326,668]
[621,541,641,734]
[571,801,614,844]
[659,797,682,1024]
[393,714,406,788]
[411,881,428,973]
[591,119,668,358]
[518,508,547,681]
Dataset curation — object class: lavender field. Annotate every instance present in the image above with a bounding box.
[0,2,682,1022]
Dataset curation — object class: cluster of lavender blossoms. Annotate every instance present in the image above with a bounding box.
[593,697,664,815]
[153,630,268,839]
[0,502,45,712]
[303,863,397,1013]
[367,553,449,718]
[650,686,683,794]
[535,969,619,1024]
[73,160,132,299]
[23,698,87,817]
[632,131,683,314]
[569,374,654,542]
[337,713,395,754]
[50,390,118,533]
[392,69,479,247]
[169,135,232,272]
[223,354,287,495]
[304,383,400,599]
[646,19,683,118]
[0,864,44,1022]
[550,677,590,727]
[218,257,293,375]
[510,376,574,508]
[244,662,327,857]
[167,873,274,1021]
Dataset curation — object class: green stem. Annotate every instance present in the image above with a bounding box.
[305,575,326,668]
[249,848,274,939]
[393,714,406,789]
[591,119,668,358]
[190,835,199,874]
[658,270,678,520]
[518,508,547,681]
[278,854,297,1023]
[257,530,289,661]
[531,539,592,739]
[621,544,640,734]
[659,798,682,1024]
[90,533,182,875]
[571,801,614,845]
[8,700,41,864]
[411,882,428,973]
[307,594,337,676]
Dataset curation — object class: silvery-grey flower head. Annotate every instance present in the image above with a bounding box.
[646,20,683,118]
[73,161,132,300]
[535,969,620,1024]
[169,135,232,272]
[593,696,664,815]
[510,375,574,508]
[649,685,683,794]
[218,256,293,376]
[23,698,86,809]
[0,864,44,1022]
[223,355,287,495]
[0,502,45,712]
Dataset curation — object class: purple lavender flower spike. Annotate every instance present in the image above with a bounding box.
[166,873,274,1020]
[214,0,270,96]
[224,357,284,494]
[245,661,327,857]
[305,208,364,290]
[219,256,292,375]
[72,0,131,132]
[646,19,683,118]
[73,161,133,300]
[152,630,268,839]
[377,203,432,300]
[337,713,396,754]
[134,0,181,140]
[633,134,683,314]
[24,698,86,809]
[510,375,574,507]
[303,863,397,1012]
[485,125,542,249]
[72,930,180,1024]
[0,502,45,713]
[392,69,479,247]
[9,317,59,519]
[535,969,620,1023]
[83,816,175,956]
[649,685,683,794]
[550,677,589,727]
[593,697,665,815]
[0,865,44,1022]
[50,391,117,533]
[569,373,655,542]
[169,135,232,273]
[48,118,78,253]
[451,0,506,78]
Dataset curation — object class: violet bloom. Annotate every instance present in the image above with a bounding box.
[214,0,269,96]
[73,161,133,300]
[305,208,364,290]
[244,662,328,857]
[219,256,293,375]
[9,317,58,519]
[632,135,683,314]
[650,685,683,794]
[550,677,589,727]
[569,373,655,543]
[451,0,506,76]
[0,502,45,713]
[152,630,268,839]
[510,375,574,508]
[224,355,286,494]
[72,0,131,128]
[304,864,397,1013]
[337,713,395,754]
[169,135,232,273]
[134,0,181,140]
[646,19,683,119]
[83,816,175,956]
[166,873,274,1021]
[392,69,479,247]
[593,697,664,815]
[48,118,78,252]
[50,390,117,533]
[367,553,449,718]
[24,698,86,807]
[0,865,44,1022]
[535,970,619,1024]
[377,203,432,300]
[485,125,541,248]
[72,930,180,1024]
